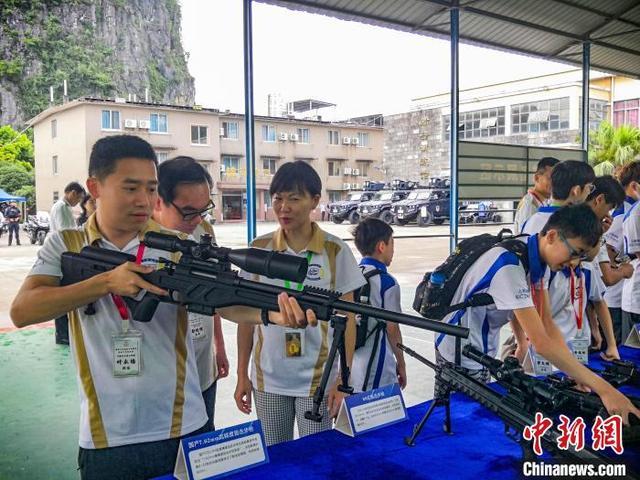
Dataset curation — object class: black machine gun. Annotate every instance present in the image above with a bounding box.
[398,344,637,474]
[597,359,640,388]
[61,231,468,422]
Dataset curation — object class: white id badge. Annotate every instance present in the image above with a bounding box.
[189,314,207,340]
[570,337,590,364]
[112,330,143,377]
[528,345,552,376]
[284,328,304,358]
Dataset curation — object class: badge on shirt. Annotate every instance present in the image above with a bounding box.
[112,330,143,377]
[189,315,207,340]
[570,337,590,364]
[284,329,304,358]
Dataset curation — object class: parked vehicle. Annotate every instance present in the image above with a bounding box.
[328,190,376,224]
[391,189,433,225]
[358,189,412,224]
[416,189,451,226]
[459,201,503,224]
[23,211,50,245]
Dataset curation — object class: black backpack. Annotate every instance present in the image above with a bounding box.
[413,229,529,320]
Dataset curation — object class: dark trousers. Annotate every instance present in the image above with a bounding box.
[8,222,19,245]
[78,422,209,480]
[609,307,623,345]
[55,314,69,345]
[202,381,218,431]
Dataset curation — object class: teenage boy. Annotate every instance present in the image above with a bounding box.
[514,157,559,232]
[153,156,229,430]
[606,162,640,343]
[435,205,640,424]
[10,135,315,480]
[521,160,595,235]
[622,178,640,343]
[350,218,406,393]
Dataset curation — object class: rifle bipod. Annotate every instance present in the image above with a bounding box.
[405,390,453,446]
[305,314,353,422]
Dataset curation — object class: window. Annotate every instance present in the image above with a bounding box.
[101,110,120,130]
[328,130,339,145]
[52,155,58,175]
[328,191,342,203]
[191,125,208,145]
[511,98,569,134]
[222,155,240,171]
[579,98,609,131]
[613,99,639,128]
[150,113,168,133]
[262,157,277,175]
[53,191,59,202]
[51,119,57,138]
[443,106,506,140]
[357,132,369,147]
[328,161,341,176]
[356,162,369,177]
[261,125,276,142]
[297,128,310,144]
[156,152,169,163]
[222,121,239,139]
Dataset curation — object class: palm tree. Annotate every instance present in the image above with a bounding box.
[589,122,640,175]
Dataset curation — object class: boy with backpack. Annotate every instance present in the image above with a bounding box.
[430,205,639,424]
[350,218,407,393]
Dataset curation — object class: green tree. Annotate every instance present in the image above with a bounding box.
[0,125,34,170]
[589,122,640,175]
[0,162,34,194]
[13,184,35,212]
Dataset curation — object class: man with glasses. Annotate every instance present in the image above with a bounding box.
[153,156,229,431]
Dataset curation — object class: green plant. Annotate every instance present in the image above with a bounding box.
[0,125,34,169]
[588,122,640,176]
[13,184,35,211]
[0,163,34,194]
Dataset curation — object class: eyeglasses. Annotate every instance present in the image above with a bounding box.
[584,183,596,194]
[171,200,215,221]
[558,232,589,261]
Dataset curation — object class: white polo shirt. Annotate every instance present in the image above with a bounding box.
[350,257,401,393]
[604,197,636,308]
[50,198,76,232]
[520,205,560,235]
[622,202,640,314]
[245,223,366,397]
[436,234,548,371]
[514,190,546,234]
[189,221,218,392]
[29,216,207,449]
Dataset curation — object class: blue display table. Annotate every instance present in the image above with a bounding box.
[161,347,640,479]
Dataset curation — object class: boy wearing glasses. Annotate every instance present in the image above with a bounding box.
[153,156,229,431]
[434,205,640,425]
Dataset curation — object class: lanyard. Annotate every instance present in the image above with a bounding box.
[569,268,584,331]
[111,243,146,330]
[530,279,544,317]
[529,189,545,207]
[283,251,313,291]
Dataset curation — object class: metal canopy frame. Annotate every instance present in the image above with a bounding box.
[242,0,635,245]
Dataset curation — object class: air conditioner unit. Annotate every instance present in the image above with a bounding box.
[138,120,150,129]
[343,183,351,190]
[124,119,137,129]
[344,167,352,175]
[220,165,226,172]
[219,127,225,136]
[289,133,299,142]
[278,132,288,141]
[115,97,126,103]
[351,137,360,146]
[342,136,351,145]
[353,168,360,176]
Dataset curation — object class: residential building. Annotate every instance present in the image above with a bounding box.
[28,98,383,222]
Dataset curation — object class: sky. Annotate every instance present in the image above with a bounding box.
[179,0,573,119]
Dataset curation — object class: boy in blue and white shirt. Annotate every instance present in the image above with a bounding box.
[350,218,406,393]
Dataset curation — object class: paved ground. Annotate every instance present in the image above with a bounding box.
[0,220,503,479]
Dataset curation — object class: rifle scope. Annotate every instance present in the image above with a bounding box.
[144,231,308,283]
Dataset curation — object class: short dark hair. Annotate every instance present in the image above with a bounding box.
[536,157,560,173]
[619,161,640,188]
[269,160,322,197]
[157,156,213,204]
[88,135,157,179]
[64,181,85,195]
[541,204,601,248]
[550,160,596,200]
[586,175,625,208]
[352,217,393,256]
